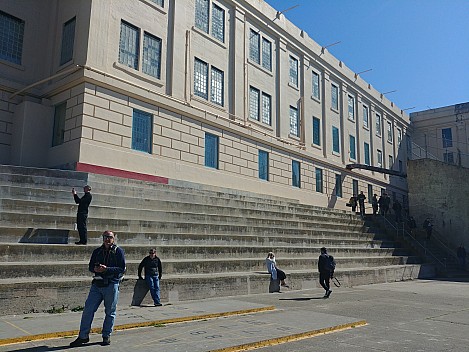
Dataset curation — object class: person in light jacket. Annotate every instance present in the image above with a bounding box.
[265,252,289,287]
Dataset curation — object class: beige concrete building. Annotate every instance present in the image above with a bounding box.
[410,102,469,168]
[0,0,411,209]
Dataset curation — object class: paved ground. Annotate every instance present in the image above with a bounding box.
[0,278,468,351]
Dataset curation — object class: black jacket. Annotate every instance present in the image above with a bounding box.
[89,244,126,284]
[74,192,92,214]
[138,255,162,279]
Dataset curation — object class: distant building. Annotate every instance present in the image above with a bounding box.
[410,102,469,168]
[0,0,410,208]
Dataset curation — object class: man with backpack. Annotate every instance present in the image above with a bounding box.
[318,247,335,298]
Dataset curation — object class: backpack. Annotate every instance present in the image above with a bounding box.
[326,255,336,272]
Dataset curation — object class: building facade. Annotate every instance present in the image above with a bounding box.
[0,0,410,208]
[410,102,469,169]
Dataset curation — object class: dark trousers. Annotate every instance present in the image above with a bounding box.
[319,272,331,292]
[77,213,88,243]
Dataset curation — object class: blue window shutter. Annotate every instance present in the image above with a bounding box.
[313,117,320,146]
[132,109,152,153]
[205,133,219,168]
[332,126,340,153]
[292,160,300,188]
[258,150,269,180]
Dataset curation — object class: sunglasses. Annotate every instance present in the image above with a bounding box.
[103,235,114,239]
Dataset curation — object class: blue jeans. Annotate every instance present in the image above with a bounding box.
[145,275,160,304]
[78,283,119,338]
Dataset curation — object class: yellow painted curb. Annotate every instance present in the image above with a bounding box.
[209,320,368,352]
[0,305,275,347]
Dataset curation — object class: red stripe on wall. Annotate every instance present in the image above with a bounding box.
[76,163,169,184]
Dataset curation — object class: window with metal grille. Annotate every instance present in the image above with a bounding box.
[249,86,260,121]
[312,71,320,99]
[60,17,76,65]
[52,103,67,147]
[442,128,453,148]
[332,126,340,154]
[363,105,369,128]
[352,179,358,196]
[119,21,139,70]
[150,0,164,6]
[210,66,224,106]
[205,133,219,168]
[292,160,300,188]
[143,32,162,79]
[375,113,382,136]
[132,109,153,153]
[335,174,342,197]
[195,0,209,33]
[377,149,382,167]
[387,121,393,142]
[261,38,272,71]
[249,29,260,63]
[364,142,370,165]
[312,117,320,146]
[397,128,402,146]
[348,95,355,120]
[315,168,323,193]
[0,10,25,65]
[349,135,356,160]
[331,84,338,110]
[289,106,299,136]
[194,58,208,99]
[211,4,224,42]
[258,150,269,180]
[261,93,271,125]
[289,56,298,86]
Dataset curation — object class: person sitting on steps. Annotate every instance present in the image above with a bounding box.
[265,252,289,288]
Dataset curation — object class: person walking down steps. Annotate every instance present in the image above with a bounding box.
[72,185,92,245]
[318,247,335,298]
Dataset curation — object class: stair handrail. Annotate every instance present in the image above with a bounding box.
[379,215,447,269]
[428,227,459,265]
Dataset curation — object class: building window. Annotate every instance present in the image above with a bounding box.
[363,105,369,128]
[249,29,260,64]
[349,135,356,160]
[335,174,342,197]
[398,160,403,172]
[60,17,76,65]
[315,168,323,193]
[348,95,355,121]
[195,0,225,42]
[389,155,393,169]
[132,109,153,153]
[210,66,224,106]
[444,152,454,164]
[442,128,453,148]
[352,179,358,196]
[52,103,67,147]
[143,32,162,79]
[312,117,320,146]
[377,149,383,168]
[205,133,219,168]
[249,87,260,121]
[364,142,370,165]
[261,38,272,71]
[290,106,299,137]
[375,113,382,137]
[119,21,139,70]
[387,121,393,142]
[367,184,373,203]
[258,150,269,180]
[397,128,402,146]
[332,126,340,154]
[0,11,25,65]
[150,0,164,6]
[289,56,298,87]
[292,160,300,188]
[312,71,320,99]
[261,93,271,125]
[331,83,339,110]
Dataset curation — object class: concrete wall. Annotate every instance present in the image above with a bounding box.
[407,159,469,248]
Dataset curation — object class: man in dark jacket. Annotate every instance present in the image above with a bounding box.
[70,231,126,347]
[72,185,92,245]
[318,247,334,298]
[138,248,163,306]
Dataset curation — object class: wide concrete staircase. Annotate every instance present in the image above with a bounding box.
[0,165,436,315]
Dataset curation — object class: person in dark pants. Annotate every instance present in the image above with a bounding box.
[392,200,402,222]
[357,191,366,218]
[318,247,334,298]
[423,218,433,240]
[138,248,163,306]
[457,244,466,270]
[371,194,379,215]
[70,231,126,347]
[73,185,92,245]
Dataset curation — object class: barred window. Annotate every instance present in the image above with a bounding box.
[261,38,271,71]
[150,0,164,6]
[194,58,208,99]
[312,71,320,99]
[315,168,323,193]
[261,93,271,125]
[210,66,224,106]
[0,10,25,65]
[312,117,320,146]
[363,105,369,128]
[332,126,340,154]
[249,86,260,121]
[292,160,301,188]
[289,106,299,136]
[377,149,383,167]
[211,4,224,42]
[387,121,393,142]
[195,0,209,33]
[348,95,355,121]
[258,150,269,181]
[289,56,298,86]
[132,109,153,153]
[205,133,219,169]
[60,17,76,65]
[331,83,338,110]
[119,21,139,70]
[349,135,356,160]
[375,113,382,136]
[249,29,260,64]
[364,142,370,165]
[143,32,162,79]
[335,174,342,197]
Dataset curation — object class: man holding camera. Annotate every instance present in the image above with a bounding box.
[72,185,92,245]
[70,231,126,347]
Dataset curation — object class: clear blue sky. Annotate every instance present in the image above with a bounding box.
[264,0,469,113]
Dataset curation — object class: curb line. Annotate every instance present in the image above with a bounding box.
[0,305,275,347]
